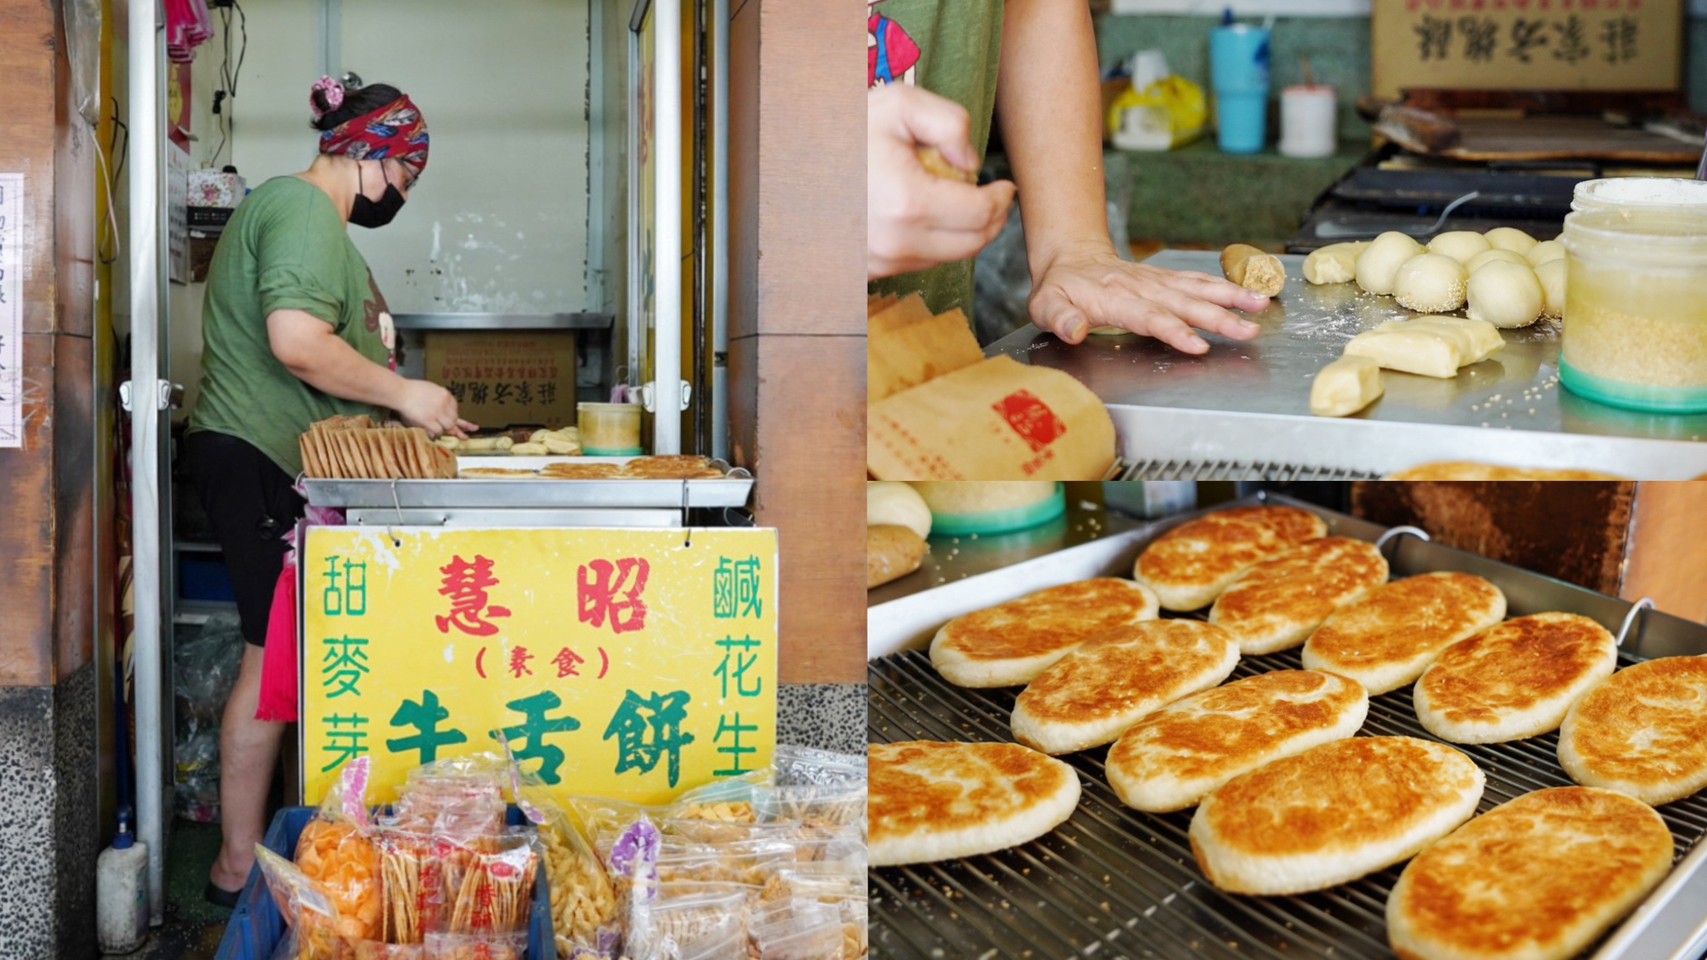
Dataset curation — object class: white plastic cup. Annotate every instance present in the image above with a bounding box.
[1279,85,1337,158]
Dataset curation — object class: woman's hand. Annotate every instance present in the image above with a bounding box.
[868,84,1017,280]
[394,379,476,439]
[1028,242,1269,352]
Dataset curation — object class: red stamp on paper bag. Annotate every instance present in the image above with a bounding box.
[992,390,1066,452]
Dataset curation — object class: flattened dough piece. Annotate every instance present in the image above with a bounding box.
[1302,241,1368,285]
[1310,355,1384,417]
[1344,326,1464,378]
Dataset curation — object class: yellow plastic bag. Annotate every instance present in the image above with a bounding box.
[1107,75,1208,150]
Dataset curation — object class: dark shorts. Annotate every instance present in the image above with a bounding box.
[185,431,305,646]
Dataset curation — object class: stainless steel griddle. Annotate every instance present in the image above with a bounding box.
[302,458,754,511]
[867,496,1707,960]
[983,252,1707,479]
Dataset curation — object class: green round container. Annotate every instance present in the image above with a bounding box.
[928,484,1067,536]
[587,448,646,457]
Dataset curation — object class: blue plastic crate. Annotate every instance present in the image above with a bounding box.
[214,806,554,960]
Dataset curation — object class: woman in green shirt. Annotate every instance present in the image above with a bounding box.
[188,76,473,904]
[868,0,1269,354]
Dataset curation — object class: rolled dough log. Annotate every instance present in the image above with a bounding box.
[1310,355,1385,417]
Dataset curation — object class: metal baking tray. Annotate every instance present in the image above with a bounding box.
[302,458,754,509]
[868,495,1707,960]
[984,251,1707,479]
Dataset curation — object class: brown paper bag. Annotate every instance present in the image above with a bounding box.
[867,356,1116,480]
[868,298,984,405]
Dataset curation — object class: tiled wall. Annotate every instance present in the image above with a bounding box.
[1096,14,1707,129]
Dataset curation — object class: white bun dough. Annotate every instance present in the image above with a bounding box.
[1483,227,1538,254]
[1355,232,1426,296]
[1392,253,1469,314]
[1466,259,1544,329]
[1426,231,1491,264]
[1534,258,1566,320]
[1466,248,1528,275]
[1302,241,1369,285]
[1525,239,1565,266]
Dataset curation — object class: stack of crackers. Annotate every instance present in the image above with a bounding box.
[299,415,457,480]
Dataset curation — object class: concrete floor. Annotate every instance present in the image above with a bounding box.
[111,820,235,960]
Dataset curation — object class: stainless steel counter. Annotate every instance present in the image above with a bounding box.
[986,251,1707,478]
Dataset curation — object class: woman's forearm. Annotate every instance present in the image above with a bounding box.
[996,0,1114,277]
[267,309,404,409]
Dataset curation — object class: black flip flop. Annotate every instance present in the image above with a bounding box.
[204,880,241,909]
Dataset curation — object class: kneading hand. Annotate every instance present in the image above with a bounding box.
[394,379,476,440]
[1029,242,1270,353]
[868,83,1018,280]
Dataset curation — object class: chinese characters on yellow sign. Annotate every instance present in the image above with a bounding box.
[1373,0,1681,98]
[301,527,778,806]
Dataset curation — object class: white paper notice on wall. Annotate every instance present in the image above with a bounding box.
[0,173,22,448]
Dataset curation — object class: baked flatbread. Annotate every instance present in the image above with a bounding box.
[1134,506,1328,610]
[622,455,724,479]
[541,463,625,480]
[1011,620,1239,755]
[1386,462,1626,480]
[1107,670,1369,813]
[1559,655,1707,805]
[1415,612,1616,744]
[1387,787,1673,960]
[1302,572,1507,695]
[930,578,1160,688]
[1189,736,1484,895]
[460,468,539,479]
[1208,537,1389,655]
[869,741,1081,867]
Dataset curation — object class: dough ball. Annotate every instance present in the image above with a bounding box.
[1466,259,1544,329]
[1483,226,1537,254]
[868,481,932,539]
[1525,239,1565,266]
[1534,257,1566,320]
[1465,248,1528,275]
[1355,231,1425,295]
[1302,241,1369,285]
[1426,231,1491,264]
[1391,253,1469,313]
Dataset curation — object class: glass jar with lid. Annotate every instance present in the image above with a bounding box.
[1571,177,1707,216]
[1558,208,1707,413]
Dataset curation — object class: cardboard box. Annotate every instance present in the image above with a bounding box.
[1373,0,1683,99]
[424,330,577,430]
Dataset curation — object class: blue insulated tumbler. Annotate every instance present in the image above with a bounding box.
[1210,22,1272,154]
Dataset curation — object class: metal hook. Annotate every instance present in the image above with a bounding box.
[1614,598,1655,649]
[387,479,405,548]
[1376,525,1431,553]
[682,479,692,548]
[1255,488,1270,503]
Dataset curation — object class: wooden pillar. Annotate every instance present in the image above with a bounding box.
[727,0,865,693]
[0,0,104,956]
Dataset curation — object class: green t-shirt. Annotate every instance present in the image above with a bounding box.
[867,0,1005,318]
[189,176,393,476]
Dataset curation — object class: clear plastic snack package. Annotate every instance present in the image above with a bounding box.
[748,898,845,960]
[752,782,867,832]
[255,844,345,960]
[652,837,797,887]
[349,941,429,960]
[422,932,527,960]
[624,887,748,960]
[392,754,508,839]
[536,805,620,960]
[770,745,866,787]
[439,828,539,937]
[373,826,441,943]
[297,758,385,943]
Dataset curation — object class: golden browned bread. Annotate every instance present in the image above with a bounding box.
[1208,537,1389,655]
[540,463,625,480]
[929,578,1160,688]
[1134,506,1329,610]
[1559,655,1707,805]
[459,468,539,479]
[1189,737,1484,895]
[620,455,725,479]
[869,741,1080,867]
[1302,572,1507,694]
[1107,670,1369,813]
[1415,612,1616,743]
[1387,787,1674,960]
[1386,462,1626,480]
[1010,620,1239,755]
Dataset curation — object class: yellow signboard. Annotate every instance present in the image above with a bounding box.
[301,527,778,806]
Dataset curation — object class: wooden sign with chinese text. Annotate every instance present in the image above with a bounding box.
[300,527,778,806]
[423,331,578,429]
[1373,0,1683,99]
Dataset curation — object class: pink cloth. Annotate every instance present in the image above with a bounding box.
[256,567,298,722]
[165,0,213,63]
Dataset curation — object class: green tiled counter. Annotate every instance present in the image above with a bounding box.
[1107,139,1369,251]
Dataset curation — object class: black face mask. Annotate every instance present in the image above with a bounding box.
[350,163,405,229]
